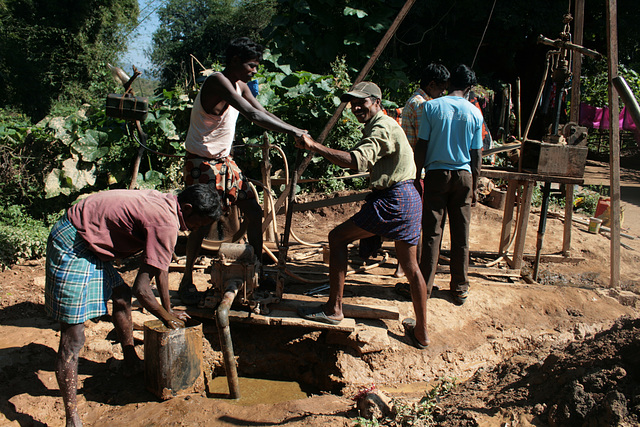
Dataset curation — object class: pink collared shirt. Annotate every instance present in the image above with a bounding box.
[67,189,186,270]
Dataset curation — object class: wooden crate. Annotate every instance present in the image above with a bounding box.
[520,140,588,178]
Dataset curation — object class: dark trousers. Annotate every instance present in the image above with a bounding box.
[420,169,472,294]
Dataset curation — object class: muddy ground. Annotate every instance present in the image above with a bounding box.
[1,160,640,426]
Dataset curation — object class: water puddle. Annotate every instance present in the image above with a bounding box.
[207,376,308,405]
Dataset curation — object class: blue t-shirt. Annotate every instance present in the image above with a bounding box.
[417,95,484,172]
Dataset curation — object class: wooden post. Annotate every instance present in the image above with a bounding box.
[498,180,518,256]
[562,184,575,256]
[515,77,522,139]
[260,133,276,243]
[569,0,585,123]
[510,181,534,270]
[606,0,621,287]
[563,0,585,258]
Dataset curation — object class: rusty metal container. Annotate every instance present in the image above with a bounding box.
[143,319,204,400]
[520,139,588,177]
[106,93,149,121]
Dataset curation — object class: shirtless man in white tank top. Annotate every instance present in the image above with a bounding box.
[180,37,307,304]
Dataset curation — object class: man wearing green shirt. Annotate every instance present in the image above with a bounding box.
[294,82,429,349]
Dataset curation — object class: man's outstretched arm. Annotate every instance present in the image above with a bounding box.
[203,74,306,137]
[294,134,357,169]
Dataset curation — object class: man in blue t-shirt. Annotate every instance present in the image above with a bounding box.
[415,64,483,306]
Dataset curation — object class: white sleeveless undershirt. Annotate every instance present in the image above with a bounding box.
[184,73,241,159]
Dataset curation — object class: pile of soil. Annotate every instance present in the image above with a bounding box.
[1,168,639,425]
[435,316,640,426]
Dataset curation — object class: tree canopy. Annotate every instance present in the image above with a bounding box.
[149,0,640,109]
[0,0,138,120]
[150,0,277,88]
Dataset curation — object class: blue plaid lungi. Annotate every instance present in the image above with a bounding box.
[45,214,124,324]
[352,180,422,245]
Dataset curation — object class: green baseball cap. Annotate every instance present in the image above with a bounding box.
[340,81,382,102]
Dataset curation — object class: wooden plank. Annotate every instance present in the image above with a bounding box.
[482,143,521,157]
[522,254,585,264]
[481,168,584,185]
[272,298,400,320]
[283,192,368,214]
[184,306,356,332]
[499,180,519,255]
[169,263,207,271]
[511,181,533,269]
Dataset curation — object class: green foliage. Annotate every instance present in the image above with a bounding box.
[530,184,607,217]
[42,89,194,199]
[0,205,52,268]
[263,0,410,93]
[0,0,139,121]
[392,378,457,426]
[234,54,368,193]
[531,184,566,211]
[354,378,457,427]
[1,53,368,228]
[574,186,608,217]
[581,59,640,108]
[0,109,68,213]
[151,0,277,89]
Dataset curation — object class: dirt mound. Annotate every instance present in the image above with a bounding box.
[435,317,640,426]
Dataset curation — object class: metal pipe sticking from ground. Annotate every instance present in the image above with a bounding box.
[216,280,241,399]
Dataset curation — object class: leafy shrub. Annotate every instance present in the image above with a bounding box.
[530,183,607,217]
[0,205,52,268]
[354,377,457,427]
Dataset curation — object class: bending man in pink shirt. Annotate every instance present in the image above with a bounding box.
[45,184,221,427]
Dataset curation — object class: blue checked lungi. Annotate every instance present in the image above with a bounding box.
[44,214,125,324]
[352,180,422,245]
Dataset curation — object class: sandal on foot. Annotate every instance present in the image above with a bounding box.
[394,282,411,299]
[178,285,201,305]
[451,290,469,306]
[298,305,341,325]
[402,318,429,349]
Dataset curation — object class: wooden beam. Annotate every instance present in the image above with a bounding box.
[569,0,586,123]
[606,0,621,287]
[271,299,400,320]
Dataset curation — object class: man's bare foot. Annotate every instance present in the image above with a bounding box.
[393,264,405,278]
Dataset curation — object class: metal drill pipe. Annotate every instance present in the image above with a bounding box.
[612,76,640,130]
[216,282,241,399]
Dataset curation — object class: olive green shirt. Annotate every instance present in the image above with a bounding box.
[350,111,417,190]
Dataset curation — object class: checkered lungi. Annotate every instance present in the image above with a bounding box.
[44,214,124,324]
[352,180,422,245]
[183,153,253,208]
